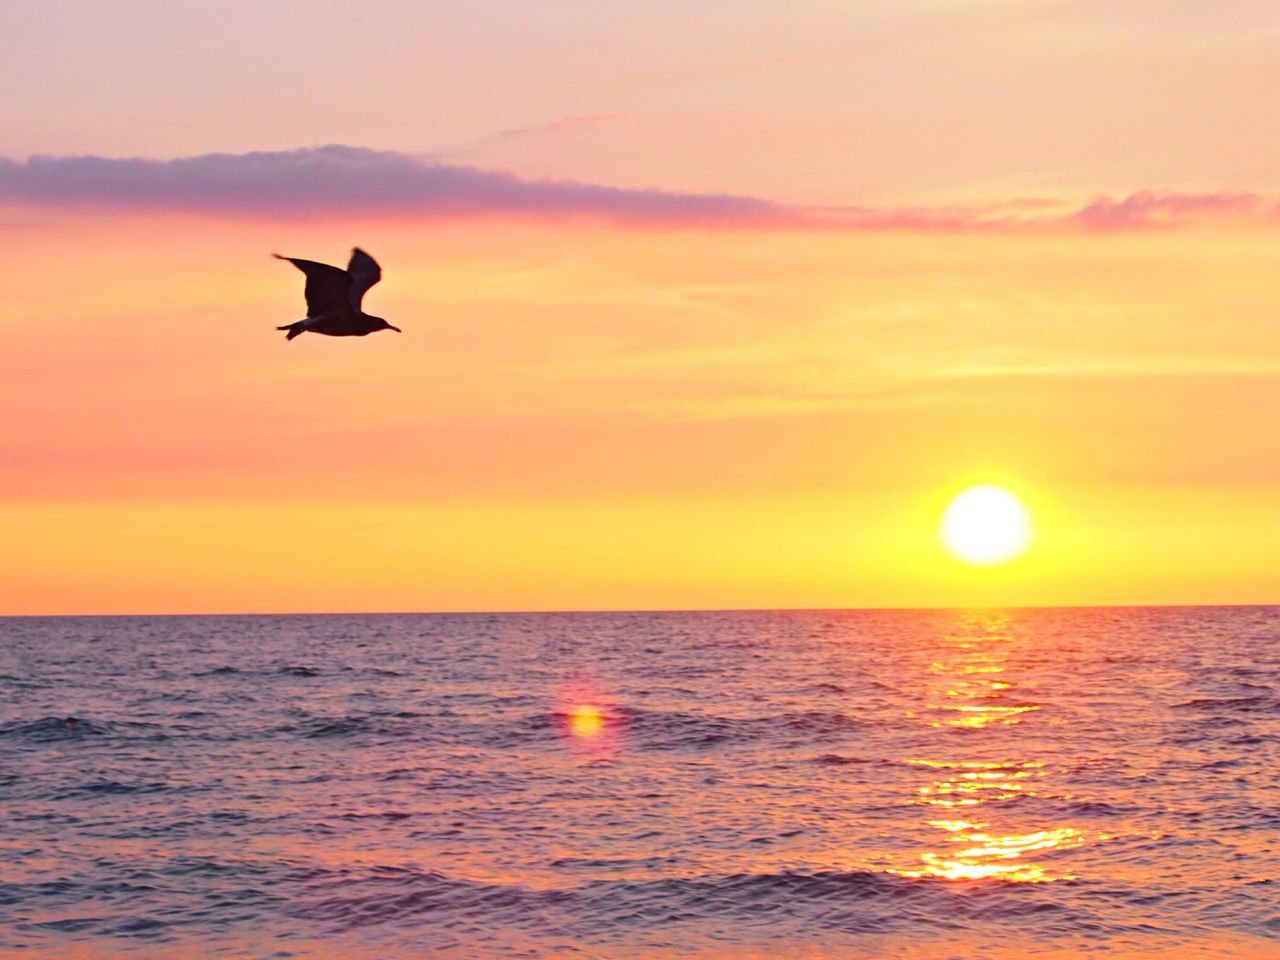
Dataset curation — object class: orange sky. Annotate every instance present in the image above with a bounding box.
[2,2,1278,613]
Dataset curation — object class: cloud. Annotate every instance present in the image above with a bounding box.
[820,191,1279,232]
[0,145,790,227]
[1,145,1277,232]
[494,113,621,140]
[1071,190,1272,229]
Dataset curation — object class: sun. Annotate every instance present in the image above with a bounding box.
[940,485,1032,566]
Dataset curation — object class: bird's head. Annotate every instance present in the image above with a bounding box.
[371,316,401,333]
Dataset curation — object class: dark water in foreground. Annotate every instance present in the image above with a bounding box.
[1,607,1277,959]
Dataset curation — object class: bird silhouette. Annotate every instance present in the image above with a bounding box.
[273,248,400,341]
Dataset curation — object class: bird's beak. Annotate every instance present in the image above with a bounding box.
[389,325,402,333]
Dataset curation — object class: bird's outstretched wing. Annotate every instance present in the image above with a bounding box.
[274,255,353,318]
[346,248,382,310]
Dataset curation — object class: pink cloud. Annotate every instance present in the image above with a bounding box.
[1071,190,1273,229]
[1,145,1277,233]
[0,145,790,227]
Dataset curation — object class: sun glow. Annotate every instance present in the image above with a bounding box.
[940,486,1032,566]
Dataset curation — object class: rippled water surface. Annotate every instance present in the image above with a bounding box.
[2,607,1278,958]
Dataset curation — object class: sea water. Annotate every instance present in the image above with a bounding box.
[2,607,1277,958]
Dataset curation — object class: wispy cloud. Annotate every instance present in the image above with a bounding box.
[494,113,622,140]
[1,145,1278,232]
[1070,190,1269,229]
[818,192,1279,231]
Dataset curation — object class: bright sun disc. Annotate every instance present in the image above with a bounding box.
[940,485,1032,566]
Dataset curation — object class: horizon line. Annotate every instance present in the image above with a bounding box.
[3,600,1275,619]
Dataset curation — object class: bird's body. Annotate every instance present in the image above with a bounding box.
[273,247,400,340]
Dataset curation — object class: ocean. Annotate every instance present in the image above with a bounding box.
[1,607,1277,958]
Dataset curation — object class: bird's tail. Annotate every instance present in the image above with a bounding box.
[278,321,305,341]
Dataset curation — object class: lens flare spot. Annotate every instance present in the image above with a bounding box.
[569,704,604,738]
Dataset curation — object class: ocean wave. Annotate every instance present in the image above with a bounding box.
[47,779,176,799]
[277,665,322,677]
[1173,695,1280,712]
[810,753,873,765]
[802,682,850,694]
[281,865,1134,942]
[275,711,440,740]
[295,717,371,738]
[0,716,166,743]
[191,664,329,680]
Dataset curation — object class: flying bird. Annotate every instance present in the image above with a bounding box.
[273,247,400,341]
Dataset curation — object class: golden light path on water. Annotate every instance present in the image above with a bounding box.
[555,610,1099,886]
[893,611,1087,883]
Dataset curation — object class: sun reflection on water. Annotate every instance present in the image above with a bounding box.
[893,611,1085,883]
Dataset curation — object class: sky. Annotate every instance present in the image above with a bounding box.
[2,0,1278,614]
